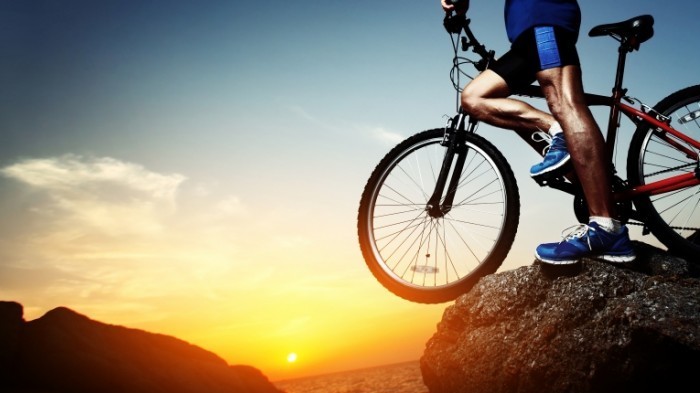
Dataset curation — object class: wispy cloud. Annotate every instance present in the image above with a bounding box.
[2,155,185,199]
[1,155,186,236]
[287,104,406,147]
[368,126,405,145]
[288,105,338,132]
[214,195,247,216]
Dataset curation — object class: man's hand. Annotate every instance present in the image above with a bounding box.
[441,0,469,14]
[440,0,454,13]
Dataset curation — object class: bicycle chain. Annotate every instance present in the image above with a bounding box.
[643,162,696,178]
[626,220,700,231]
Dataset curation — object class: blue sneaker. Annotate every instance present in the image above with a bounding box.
[535,222,636,265]
[530,132,570,178]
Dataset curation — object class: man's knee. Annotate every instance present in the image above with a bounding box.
[459,70,510,117]
[546,91,586,121]
[460,86,484,115]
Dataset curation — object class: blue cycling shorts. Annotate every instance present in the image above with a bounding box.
[490,26,580,91]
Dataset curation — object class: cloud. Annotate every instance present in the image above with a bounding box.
[288,105,336,132]
[0,155,261,292]
[369,126,404,145]
[1,155,185,200]
[287,104,406,147]
[215,195,246,216]
[1,155,187,236]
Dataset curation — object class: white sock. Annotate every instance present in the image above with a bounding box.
[590,216,622,234]
[549,122,563,136]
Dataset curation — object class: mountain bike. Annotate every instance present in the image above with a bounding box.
[357,10,700,303]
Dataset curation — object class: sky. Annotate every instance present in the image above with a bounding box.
[1,0,699,381]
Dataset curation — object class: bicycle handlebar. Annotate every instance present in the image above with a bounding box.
[443,12,494,72]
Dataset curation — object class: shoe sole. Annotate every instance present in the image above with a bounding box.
[535,252,636,265]
[599,253,636,263]
[535,252,578,265]
[530,154,571,178]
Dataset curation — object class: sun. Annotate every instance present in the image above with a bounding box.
[286,352,298,363]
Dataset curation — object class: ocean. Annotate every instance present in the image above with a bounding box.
[274,361,429,393]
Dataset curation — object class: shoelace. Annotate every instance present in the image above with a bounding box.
[531,131,566,156]
[531,131,553,156]
[559,223,596,250]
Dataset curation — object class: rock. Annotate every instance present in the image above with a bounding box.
[0,302,282,393]
[420,242,700,393]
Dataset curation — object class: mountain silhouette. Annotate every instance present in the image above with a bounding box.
[0,301,283,393]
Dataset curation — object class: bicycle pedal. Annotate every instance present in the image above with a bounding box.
[532,170,566,187]
[531,161,573,186]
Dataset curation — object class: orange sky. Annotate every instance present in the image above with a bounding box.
[2,0,696,382]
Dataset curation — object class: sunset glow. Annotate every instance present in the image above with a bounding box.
[1,0,697,384]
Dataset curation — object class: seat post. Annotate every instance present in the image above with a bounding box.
[612,43,629,96]
[604,44,629,161]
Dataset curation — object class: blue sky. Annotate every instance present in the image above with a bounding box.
[1,0,699,380]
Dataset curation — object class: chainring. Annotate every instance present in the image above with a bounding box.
[573,176,632,224]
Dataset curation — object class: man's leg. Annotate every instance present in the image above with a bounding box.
[535,65,613,218]
[533,64,636,265]
[460,69,557,152]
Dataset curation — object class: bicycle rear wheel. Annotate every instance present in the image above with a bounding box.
[357,128,520,303]
[627,85,700,258]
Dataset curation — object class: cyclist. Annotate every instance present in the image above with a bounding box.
[440,0,636,264]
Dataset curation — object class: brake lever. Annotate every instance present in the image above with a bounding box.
[461,36,470,51]
[443,13,467,34]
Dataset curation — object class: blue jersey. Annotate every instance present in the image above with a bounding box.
[505,0,581,42]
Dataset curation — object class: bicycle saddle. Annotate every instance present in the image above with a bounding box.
[588,14,654,51]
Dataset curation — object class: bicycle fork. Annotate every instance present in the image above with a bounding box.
[426,112,475,218]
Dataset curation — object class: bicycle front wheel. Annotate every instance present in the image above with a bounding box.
[357,129,520,303]
[627,85,700,258]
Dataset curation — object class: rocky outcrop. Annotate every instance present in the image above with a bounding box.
[0,302,283,393]
[420,242,700,393]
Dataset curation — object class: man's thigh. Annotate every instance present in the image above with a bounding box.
[536,64,586,105]
[463,69,510,99]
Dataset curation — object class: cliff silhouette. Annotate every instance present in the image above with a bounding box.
[420,242,700,393]
[0,302,283,393]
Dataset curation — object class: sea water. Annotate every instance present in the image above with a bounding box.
[274,361,428,393]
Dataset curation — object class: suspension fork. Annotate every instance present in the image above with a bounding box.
[426,112,476,217]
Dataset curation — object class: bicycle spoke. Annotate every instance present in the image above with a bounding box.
[433,220,463,283]
[374,211,426,247]
[402,218,433,280]
[680,196,700,236]
[445,213,495,264]
[447,217,504,230]
[651,187,700,230]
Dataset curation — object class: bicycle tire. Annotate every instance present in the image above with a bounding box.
[627,84,700,259]
[357,128,520,303]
